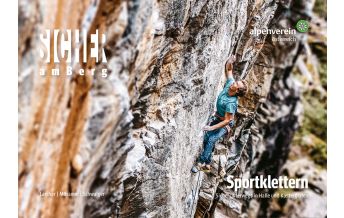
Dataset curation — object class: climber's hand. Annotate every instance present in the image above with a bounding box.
[203,125,213,131]
[228,55,236,64]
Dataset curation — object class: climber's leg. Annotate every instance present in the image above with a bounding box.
[198,116,220,164]
[201,116,217,150]
[199,127,228,165]
[191,116,221,173]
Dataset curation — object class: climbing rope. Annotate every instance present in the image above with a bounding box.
[190,171,202,218]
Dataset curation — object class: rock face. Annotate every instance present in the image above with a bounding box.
[18,0,325,218]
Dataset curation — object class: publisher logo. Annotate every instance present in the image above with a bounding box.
[249,27,297,42]
[296,20,309,33]
[38,29,108,78]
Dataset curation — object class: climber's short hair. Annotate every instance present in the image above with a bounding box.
[237,80,248,97]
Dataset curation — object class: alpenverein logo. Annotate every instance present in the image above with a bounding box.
[296,20,309,33]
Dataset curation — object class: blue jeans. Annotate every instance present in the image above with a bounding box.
[198,116,228,164]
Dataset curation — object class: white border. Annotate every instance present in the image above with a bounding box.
[328,0,343,217]
[0,0,18,217]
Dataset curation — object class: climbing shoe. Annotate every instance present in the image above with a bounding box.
[202,165,211,173]
[191,162,204,173]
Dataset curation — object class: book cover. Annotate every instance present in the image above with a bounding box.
[18,0,327,217]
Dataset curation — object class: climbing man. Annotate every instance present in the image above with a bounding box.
[191,56,248,173]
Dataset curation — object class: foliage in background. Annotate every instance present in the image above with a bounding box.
[314,0,327,18]
[291,9,327,167]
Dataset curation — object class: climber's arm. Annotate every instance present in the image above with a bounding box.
[225,55,236,79]
[226,67,233,80]
[203,112,233,131]
[225,66,233,79]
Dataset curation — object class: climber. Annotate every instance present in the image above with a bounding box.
[191,56,248,173]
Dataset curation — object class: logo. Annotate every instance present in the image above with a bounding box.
[296,20,309,33]
[250,28,296,36]
[39,29,107,64]
[38,29,108,77]
[249,27,297,42]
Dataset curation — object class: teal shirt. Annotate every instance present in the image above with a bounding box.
[216,77,238,117]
